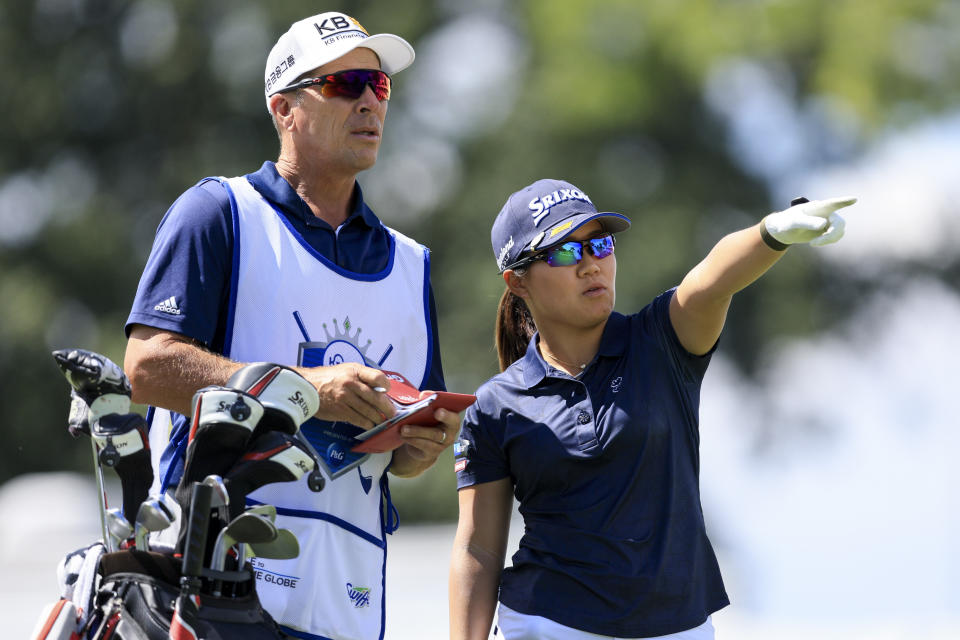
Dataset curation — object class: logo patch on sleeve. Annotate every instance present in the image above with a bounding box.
[453,438,471,473]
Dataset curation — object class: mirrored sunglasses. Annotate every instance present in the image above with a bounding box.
[278,69,391,101]
[508,235,616,269]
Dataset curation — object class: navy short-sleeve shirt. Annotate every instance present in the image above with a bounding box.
[456,289,728,637]
[127,163,446,488]
[126,161,445,391]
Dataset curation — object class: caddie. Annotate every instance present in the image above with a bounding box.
[124,10,459,639]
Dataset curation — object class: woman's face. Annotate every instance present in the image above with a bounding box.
[513,221,617,333]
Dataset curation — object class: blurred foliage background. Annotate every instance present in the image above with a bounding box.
[2,0,958,521]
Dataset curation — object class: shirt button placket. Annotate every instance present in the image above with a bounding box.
[574,384,597,448]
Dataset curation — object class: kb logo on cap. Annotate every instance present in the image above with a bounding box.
[313,14,369,37]
[528,188,593,226]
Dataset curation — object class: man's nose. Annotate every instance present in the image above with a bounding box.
[356,84,383,111]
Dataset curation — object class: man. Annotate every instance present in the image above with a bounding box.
[124,11,458,639]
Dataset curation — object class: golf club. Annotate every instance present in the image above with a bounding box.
[134,496,175,551]
[174,387,263,516]
[211,512,278,596]
[241,528,299,563]
[105,507,134,551]
[52,348,133,551]
[223,431,316,519]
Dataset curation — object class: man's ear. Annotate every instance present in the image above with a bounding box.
[503,269,528,300]
[269,94,295,129]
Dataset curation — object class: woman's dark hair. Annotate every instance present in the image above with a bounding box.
[495,274,536,371]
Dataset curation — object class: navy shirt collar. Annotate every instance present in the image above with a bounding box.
[246,161,382,231]
[519,312,629,388]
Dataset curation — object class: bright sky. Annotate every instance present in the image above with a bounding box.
[702,55,960,630]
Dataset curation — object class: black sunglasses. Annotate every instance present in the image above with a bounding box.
[506,235,616,270]
[276,68,391,101]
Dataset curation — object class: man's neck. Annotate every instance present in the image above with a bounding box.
[275,157,357,228]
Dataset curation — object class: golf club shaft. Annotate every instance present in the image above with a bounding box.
[90,438,111,551]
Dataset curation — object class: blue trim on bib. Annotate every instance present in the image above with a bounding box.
[279,626,334,640]
[267,195,398,282]
[419,247,433,389]
[159,418,189,492]
[218,177,242,358]
[378,474,391,640]
[248,500,387,549]
[381,474,400,535]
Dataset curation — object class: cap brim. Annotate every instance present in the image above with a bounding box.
[359,33,415,75]
[534,212,631,250]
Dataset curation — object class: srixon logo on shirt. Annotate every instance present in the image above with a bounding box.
[346,583,371,608]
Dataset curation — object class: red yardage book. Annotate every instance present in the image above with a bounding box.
[350,370,476,454]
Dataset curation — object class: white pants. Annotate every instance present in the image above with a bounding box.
[495,603,714,640]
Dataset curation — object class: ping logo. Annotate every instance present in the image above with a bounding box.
[528,188,593,225]
[346,583,371,608]
[611,376,623,393]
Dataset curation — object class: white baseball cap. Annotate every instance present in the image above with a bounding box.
[264,12,415,104]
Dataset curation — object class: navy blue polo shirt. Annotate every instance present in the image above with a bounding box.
[126,161,445,392]
[456,289,728,637]
[126,162,446,486]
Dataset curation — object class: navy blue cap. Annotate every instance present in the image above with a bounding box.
[491,179,631,272]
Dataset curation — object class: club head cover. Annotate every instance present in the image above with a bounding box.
[224,430,315,519]
[92,412,153,519]
[53,349,132,433]
[174,386,264,515]
[226,363,319,435]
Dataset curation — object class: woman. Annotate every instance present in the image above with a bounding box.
[449,179,854,639]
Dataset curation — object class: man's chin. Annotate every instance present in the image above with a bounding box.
[353,152,379,173]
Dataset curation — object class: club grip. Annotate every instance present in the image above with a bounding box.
[181,482,213,578]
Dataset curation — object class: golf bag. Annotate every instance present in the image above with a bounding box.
[34,351,325,640]
[33,548,287,640]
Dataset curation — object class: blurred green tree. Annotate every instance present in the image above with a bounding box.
[1,0,956,521]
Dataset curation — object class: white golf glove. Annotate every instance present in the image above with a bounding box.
[761,196,856,250]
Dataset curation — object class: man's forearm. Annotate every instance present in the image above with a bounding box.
[125,326,242,414]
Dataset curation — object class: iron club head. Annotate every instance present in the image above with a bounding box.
[134,496,175,551]
[105,507,133,549]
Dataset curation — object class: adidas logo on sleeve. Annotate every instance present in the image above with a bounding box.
[153,296,182,315]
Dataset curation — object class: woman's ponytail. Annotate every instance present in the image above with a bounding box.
[495,285,536,372]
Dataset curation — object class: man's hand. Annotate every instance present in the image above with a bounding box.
[296,362,396,429]
[391,408,461,478]
[762,196,856,249]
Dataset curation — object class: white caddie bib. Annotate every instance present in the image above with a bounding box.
[220,175,432,640]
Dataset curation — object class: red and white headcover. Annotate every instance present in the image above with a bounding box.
[226,363,320,432]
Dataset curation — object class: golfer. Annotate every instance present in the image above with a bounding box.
[449,178,855,639]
